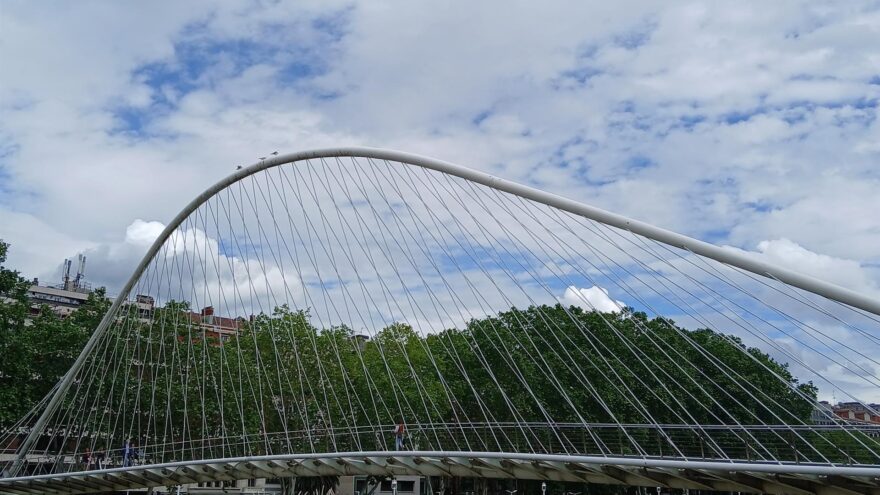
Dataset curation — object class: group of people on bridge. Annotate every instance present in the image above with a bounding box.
[77,438,143,471]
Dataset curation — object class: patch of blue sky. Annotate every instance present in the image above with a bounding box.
[140,37,282,101]
[2,91,38,112]
[305,279,340,292]
[559,66,602,85]
[614,100,636,114]
[624,272,798,334]
[435,243,609,305]
[112,11,348,137]
[551,135,586,158]
[111,106,156,139]
[217,235,265,260]
[780,107,809,125]
[718,98,877,128]
[607,116,652,133]
[789,98,877,112]
[788,73,837,82]
[676,114,706,130]
[869,75,880,86]
[277,56,334,89]
[472,109,492,126]
[342,198,370,210]
[625,155,655,172]
[744,200,778,213]
[693,176,737,196]
[0,141,31,208]
[0,137,20,164]
[0,167,15,201]
[217,238,236,258]
[575,43,600,60]
[612,19,656,50]
[536,268,683,319]
[547,138,615,187]
[771,98,875,128]
[605,101,660,134]
[110,38,280,136]
[310,8,352,44]
[564,162,614,188]
[430,239,798,334]
[698,228,733,245]
[278,61,320,85]
[626,296,689,321]
[308,89,343,102]
[848,97,878,110]
[721,110,756,125]
[550,38,602,89]
[433,233,821,340]
[434,243,511,275]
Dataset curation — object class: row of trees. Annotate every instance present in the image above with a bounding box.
[0,240,832,464]
[0,241,109,427]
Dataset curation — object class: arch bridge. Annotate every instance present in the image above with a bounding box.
[2,148,879,494]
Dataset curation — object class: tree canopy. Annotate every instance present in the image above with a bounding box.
[0,240,823,463]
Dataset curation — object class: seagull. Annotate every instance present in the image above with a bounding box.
[270,151,278,155]
[259,156,267,160]
[236,165,243,170]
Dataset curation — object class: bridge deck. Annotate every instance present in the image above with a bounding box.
[2,452,879,495]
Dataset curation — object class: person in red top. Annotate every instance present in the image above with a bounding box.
[393,420,406,450]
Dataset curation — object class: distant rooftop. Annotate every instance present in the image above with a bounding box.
[28,285,91,301]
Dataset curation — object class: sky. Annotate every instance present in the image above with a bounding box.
[1,1,879,401]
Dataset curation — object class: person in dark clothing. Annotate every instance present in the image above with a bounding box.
[122,439,132,467]
[80,447,91,471]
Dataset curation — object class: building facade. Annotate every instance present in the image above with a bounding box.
[813,401,880,425]
[26,283,91,318]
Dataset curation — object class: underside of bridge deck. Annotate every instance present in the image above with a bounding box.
[2,452,880,495]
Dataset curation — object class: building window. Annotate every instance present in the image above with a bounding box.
[380,480,415,493]
[355,478,368,495]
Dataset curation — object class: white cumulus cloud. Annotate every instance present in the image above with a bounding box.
[734,238,880,299]
[558,285,625,313]
[124,219,166,246]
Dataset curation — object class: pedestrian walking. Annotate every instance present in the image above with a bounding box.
[122,439,132,467]
[393,420,406,450]
[80,447,91,471]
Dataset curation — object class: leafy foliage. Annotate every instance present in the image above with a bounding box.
[0,241,827,463]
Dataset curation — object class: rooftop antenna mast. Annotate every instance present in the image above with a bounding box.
[74,254,87,290]
[61,259,72,290]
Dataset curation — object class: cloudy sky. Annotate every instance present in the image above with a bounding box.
[1,1,878,400]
